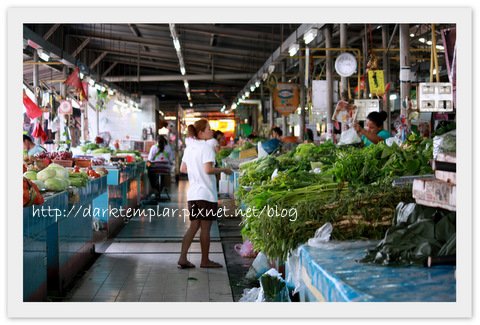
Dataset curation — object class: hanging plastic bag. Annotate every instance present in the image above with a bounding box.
[31,121,47,143]
[307,222,333,247]
[337,127,361,145]
[234,240,257,258]
[23,91,43,119]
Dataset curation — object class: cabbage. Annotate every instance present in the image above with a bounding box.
[44,177,68,191]
[32,180,45,189]
[24,171,37,180]
[37,168,56,181]
[47,164,69,179]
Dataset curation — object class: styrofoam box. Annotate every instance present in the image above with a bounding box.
[412,178,456,211]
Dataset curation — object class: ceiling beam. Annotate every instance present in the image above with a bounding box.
[43,24,61,41]
[71,37,91,58]
[89,51,108,69]
[67,31,269,60]
[101,62,118,78]
[105,73,252,82]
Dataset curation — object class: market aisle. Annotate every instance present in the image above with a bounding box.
[63,180,233,302]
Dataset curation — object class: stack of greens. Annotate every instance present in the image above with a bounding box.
[239,135,434,261]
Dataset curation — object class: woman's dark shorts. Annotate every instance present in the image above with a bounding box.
[188,200,218,221]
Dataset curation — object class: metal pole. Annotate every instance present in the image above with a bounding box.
[324,26,334,140]
[399,24,411,120]
[299,40,306,142]
[382,24,391,133]
[363,25,369,99]
[340,24,348,100]
[281,62,288,136]
[32,51,41,146]
[60,66,67,145]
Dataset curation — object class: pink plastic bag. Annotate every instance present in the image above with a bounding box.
[234,240,257,258]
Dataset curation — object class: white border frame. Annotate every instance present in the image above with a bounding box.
[7,7,472,318]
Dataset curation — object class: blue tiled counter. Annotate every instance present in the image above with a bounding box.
[23,191,67,301]
[92,162,145,239]
[46,176,107,295]
[286,241,456,302]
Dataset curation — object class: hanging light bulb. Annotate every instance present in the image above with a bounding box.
[250,84,256,92]
[255,80,261,88]
[288,43,299,57]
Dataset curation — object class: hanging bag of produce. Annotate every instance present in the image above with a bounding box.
[31,121,48,143]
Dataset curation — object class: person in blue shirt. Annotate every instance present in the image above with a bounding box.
[261,127,282,154]
[354,111,391,147]
[23,134,46,157]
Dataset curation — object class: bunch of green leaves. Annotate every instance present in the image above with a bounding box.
[216,148,233,166]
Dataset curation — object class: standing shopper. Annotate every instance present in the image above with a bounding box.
[147,135,174,200]
[178,119,232,269]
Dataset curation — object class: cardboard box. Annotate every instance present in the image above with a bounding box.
[434,170,456,185]
[412,178,456,211]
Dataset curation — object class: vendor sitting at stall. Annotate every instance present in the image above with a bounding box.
[147,135,174,200]
[260,127,283,154]
[23,134,46,157]
[353,111,391,147]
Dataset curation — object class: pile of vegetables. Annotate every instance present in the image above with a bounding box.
[239,134,434,260]
[23,177,44,207]
[34,163,71,192]
[81,143,100,153]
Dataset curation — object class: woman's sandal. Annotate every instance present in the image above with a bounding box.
[177,261,195,269]
[200,261,223,268]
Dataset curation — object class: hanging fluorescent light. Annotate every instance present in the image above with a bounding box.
[180,66,186,75]
[189,102,193,107]
[173,38,181,51]
[187,92,191,100]
[268,64,275,74]
[231,103,237,110]
[410,33,415,37]
[37,48,50,61]
[241,94,245,100]
[436,45,445,50]
[255,80,261,88]
[418,38,426,43]
[262,73,268,81]
[288,43,299,57]
[245,91,250,98]
[250,84,256,92]
[303,28,317,45]
[426,40,432,45]
[184,80,189,89]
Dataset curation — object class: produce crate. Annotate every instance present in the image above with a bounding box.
[434,170,456,185]
[412,178,456,211]
[52,159,73,167]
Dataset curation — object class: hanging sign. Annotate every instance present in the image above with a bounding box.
[273,83,299,116]
[368,70,385,96]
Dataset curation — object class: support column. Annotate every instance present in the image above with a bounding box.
[281,62,288,136]
[399,24,411,120]
[382,24,391,133]
[340,24,348,100]
[324,26,334,140]
[299,40,306,142]
[32,51,41,145]
[59,66,67,146]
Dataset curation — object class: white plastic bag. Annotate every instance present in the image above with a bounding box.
[307,222,333,247]
[245,252,270,280]
[239,287,262,302]
[257,141,268,158]
[338,127,361,145]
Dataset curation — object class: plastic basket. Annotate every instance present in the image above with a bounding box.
[239,147,257,159]
[74,159,92,168]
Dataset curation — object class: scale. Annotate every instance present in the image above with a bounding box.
[335,52,357,77]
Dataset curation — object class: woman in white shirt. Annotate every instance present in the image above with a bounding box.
[178,119,232,269]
